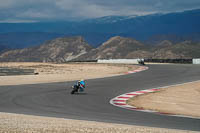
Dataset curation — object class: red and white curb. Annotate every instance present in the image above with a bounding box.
[111,66,200,119]
[110,85,200,119]
[124,66,148,74]
[110,88,160,113]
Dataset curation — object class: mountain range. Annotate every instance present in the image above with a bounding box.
[0,9,200,50]
[0,36,200,62]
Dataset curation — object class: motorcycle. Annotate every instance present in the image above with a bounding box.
[138,59,145,65]
[71,84,79,94]
[71,80,85,94]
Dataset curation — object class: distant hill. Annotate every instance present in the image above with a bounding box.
[0,9,200,48]
[0,36,92,62]
[76,36,150,60]
[144,33,200,45]
[153,41,200,59]
[1,36,200,62]
[77,36,200,60]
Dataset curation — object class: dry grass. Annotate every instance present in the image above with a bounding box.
[0,112,197,133]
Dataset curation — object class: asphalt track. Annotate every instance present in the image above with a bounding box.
[0,64,200,131]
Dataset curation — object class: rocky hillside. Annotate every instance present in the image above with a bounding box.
[0,36,200,62]
[77,37,200,60]
[152,41,200,59]
[76,36,151,60]
[0,36,92,62]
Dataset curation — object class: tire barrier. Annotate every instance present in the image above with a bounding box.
[144,59,192,64]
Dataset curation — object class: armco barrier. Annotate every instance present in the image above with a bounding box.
[68,60,98,63]
[97,59,142,64]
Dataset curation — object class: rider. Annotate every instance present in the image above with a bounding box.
[77,79,85,92]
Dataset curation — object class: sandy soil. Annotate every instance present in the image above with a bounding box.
[0,62,139,86]
[128,81,200,118]
[0,112,197,133]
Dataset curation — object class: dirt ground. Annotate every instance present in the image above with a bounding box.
[0,62,139,86]
[128,81,200,118]
[0,112,197,133]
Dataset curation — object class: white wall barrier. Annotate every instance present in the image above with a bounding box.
[193,59,200,64]
[97,59,144,64]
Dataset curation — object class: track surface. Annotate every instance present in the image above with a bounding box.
[0,64,200,131]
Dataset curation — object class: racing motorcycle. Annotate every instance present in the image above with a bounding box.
[138,59,145,65]
[71,80,85,94]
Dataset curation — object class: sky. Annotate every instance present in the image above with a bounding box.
[0,0,200,22]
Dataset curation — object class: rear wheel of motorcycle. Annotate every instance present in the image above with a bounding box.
[71,90,75,94]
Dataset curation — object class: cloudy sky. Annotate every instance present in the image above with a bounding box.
[0,0,200,22]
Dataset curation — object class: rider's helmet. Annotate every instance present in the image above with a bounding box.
[79,79,85,88]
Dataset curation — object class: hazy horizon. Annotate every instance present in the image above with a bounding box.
[0,0,200,23]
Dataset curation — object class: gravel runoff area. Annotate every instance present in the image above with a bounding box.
[0,62,139,86]
[0,112,198,133]
[127,81,200,118]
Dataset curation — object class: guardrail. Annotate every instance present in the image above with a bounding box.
[67,60,98,63]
